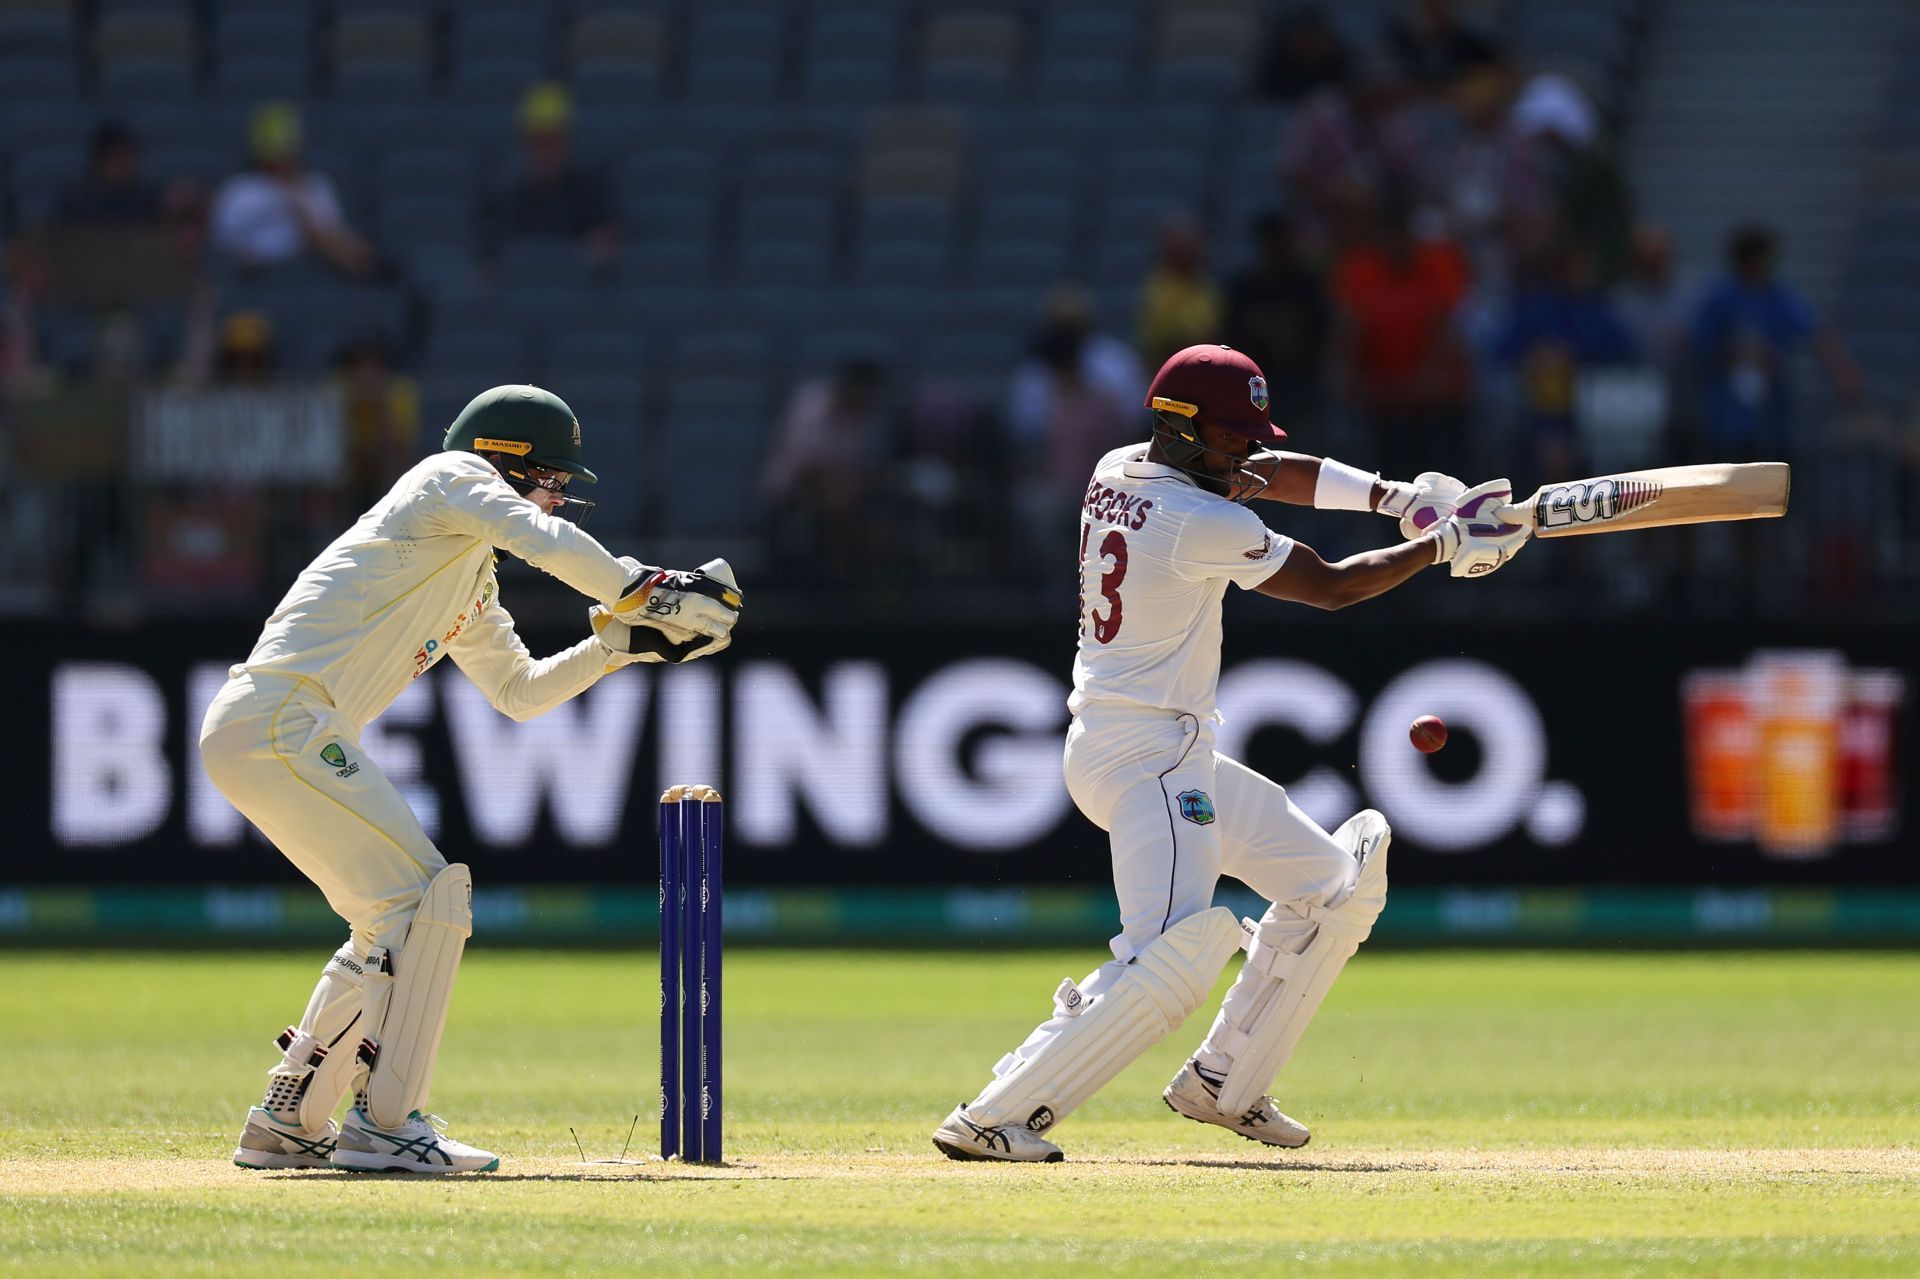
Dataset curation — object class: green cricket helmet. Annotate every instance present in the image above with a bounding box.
[445,384,598,519]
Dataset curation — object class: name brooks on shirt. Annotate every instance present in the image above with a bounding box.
[1082,481,1154,531]
[412,580,496,677]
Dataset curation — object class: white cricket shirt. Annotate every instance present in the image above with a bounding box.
[233,452,638,733]
[1068,445,1294,718]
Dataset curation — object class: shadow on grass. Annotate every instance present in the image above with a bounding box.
[1126,1156,1440,1173]
[248,1164,795,1184]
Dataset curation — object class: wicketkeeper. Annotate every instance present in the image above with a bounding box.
[202,385,742,1173]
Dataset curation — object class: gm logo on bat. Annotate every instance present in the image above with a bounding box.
[1537,477,1662,530]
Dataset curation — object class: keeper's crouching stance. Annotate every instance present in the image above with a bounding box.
[933,346,1525,1162]
[202,386,743,1173]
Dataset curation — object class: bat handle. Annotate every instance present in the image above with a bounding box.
[1490,498,1537,529]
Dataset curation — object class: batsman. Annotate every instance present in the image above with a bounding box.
[934,345,1526,1161]
[201,385,743,1174]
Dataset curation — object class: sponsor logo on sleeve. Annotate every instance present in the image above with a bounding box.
[1243,531,1278,560]
[412,580,498,677]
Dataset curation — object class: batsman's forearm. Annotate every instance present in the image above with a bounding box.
[1253,453,1324,505]
[1327,538,1437,607]
[1257,454,1392,512]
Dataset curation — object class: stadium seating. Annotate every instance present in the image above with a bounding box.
[0,0,1834,560]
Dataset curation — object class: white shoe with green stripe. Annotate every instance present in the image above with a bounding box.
[233,1107,339,1169]
[330,1109,499,1174]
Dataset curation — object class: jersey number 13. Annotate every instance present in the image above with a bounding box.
[1078,524,1128,644]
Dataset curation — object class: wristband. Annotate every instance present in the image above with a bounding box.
[1312,457,1379,511]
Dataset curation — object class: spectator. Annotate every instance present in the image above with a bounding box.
[1279,55,1427,257]
[488,83,619,269]
[1691,225,1862,461]
[215,310,278,384]
[1387,0,1505,92]
[1615,225,1693,374]
[1007,287,1145,446]
[1136,214,1225,368]
[1009,321,1137,558]
[1332,196,1472,479]
[1514,73,1633,285]
[335,338,421,515]
[0,247,48,393]
[1256,5,1351,103]
[1439,61,1546,304]
[1492,241,1637,479]
[211,103,374,279]
[897,382,990,579]
[760,359,894,582]
[58,122,161,225]
[1223,211,1330,434]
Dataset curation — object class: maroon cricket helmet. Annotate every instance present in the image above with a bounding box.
[1143,344,1287,441]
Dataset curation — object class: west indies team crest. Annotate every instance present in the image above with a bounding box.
[1176,789,1216,825]
[1248,375,1269,412]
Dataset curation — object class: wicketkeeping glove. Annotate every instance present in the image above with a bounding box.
[611,558,743,642]
[592,605,732,667]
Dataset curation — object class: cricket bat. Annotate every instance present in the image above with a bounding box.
[1498,463,1790,538]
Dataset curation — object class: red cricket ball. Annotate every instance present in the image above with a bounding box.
[1410,715,1448,753]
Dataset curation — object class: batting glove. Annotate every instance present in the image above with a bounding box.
[1379,471,1468,541]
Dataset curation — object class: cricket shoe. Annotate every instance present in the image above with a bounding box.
[232,1107,339,1170]
[931,1104,1065,1163]
[331,1109,500,1174]
[1163,1059,1311,1149]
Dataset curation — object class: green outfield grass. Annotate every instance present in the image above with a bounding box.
[2,948,1916,1276]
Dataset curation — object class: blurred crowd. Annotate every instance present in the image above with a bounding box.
[0,0,1911,625]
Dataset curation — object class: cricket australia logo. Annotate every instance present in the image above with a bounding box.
[1176,789,1216,825]
[1248,375,1269,412]
[320,741,360,778]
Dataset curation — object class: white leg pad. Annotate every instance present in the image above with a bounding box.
[968,906,1247,1132]
[361,863,473,1129]
[1209,810,1390,1117]
[261,942,371,1133]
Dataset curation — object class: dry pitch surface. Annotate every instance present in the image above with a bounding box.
[2,950,1916,1276]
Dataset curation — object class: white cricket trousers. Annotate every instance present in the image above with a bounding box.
[199,672,446,952]
[1064,701,1356,962]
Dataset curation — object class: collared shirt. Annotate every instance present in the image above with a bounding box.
[234,452,639,733]
[1069,445,1294,719]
